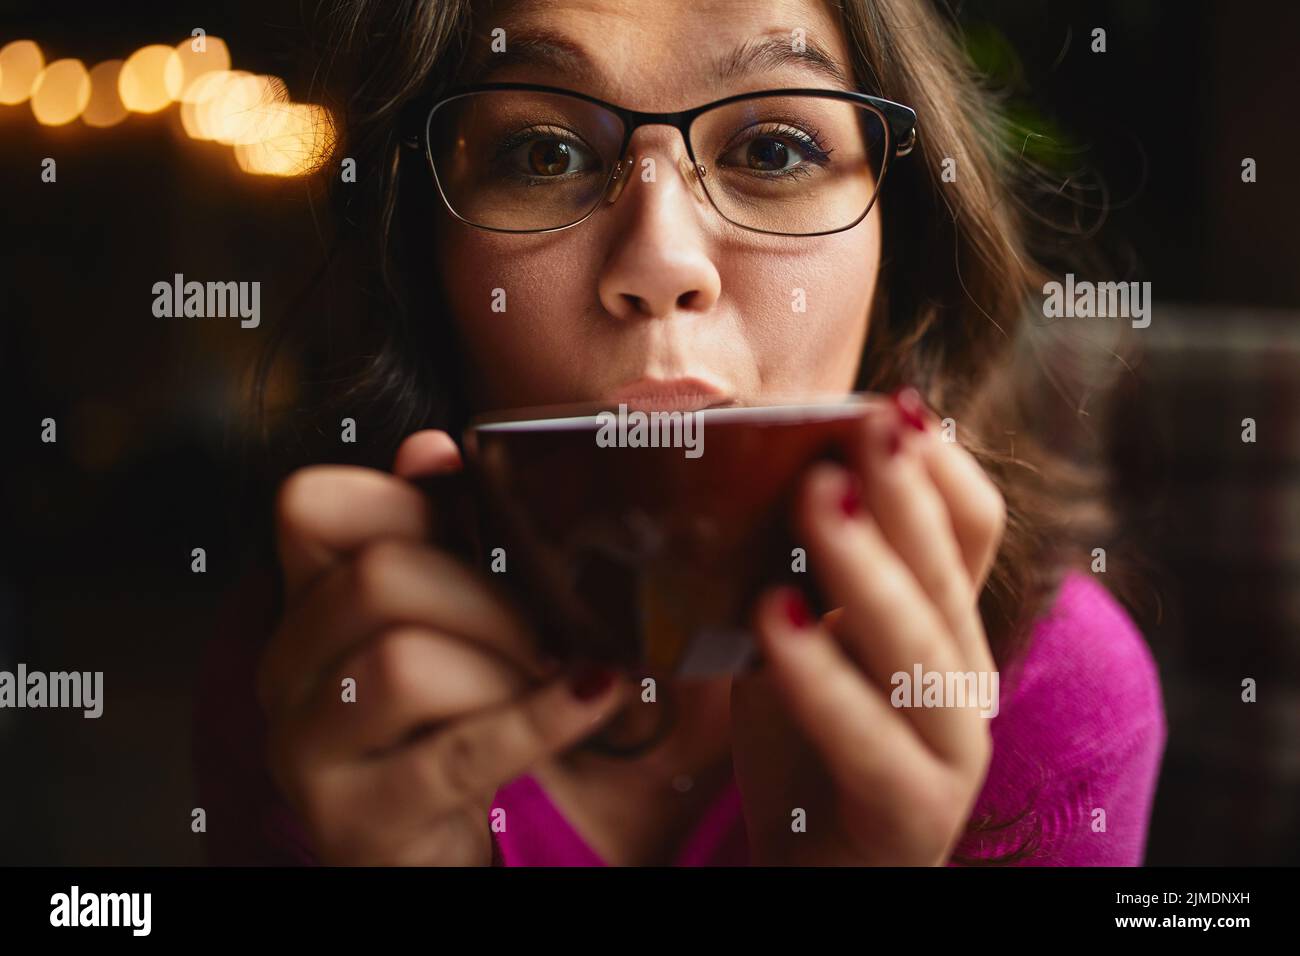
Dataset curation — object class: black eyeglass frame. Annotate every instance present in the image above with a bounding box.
[401,81,918,237]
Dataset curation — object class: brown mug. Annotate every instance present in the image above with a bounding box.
[414,393,884,678]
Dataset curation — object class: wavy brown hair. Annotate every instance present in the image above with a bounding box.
[251,0,1154,864]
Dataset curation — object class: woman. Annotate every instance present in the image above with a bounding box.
[196,0,1166,866]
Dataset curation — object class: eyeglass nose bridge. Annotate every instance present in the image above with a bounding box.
[603,145,710,206]
[602,111,711,207]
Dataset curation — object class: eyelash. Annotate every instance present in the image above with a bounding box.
[492,126,591,185]
[729,122,834,180]
[490,121,835,185]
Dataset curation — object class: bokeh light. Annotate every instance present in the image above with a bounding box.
[82,60,128,128]
[174,35,230,98]
[2,33,337,179]
[191,70,249,140]
[204,73,288,145]
[180,70,226,140]
[179,69,230,139]
[234,103,336,176]
[118,44,183,113]
[30,58,91,126]
[0,40,44,105]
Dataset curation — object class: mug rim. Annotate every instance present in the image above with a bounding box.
[468,391,881,433]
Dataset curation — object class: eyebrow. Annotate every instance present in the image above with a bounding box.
[717,34,853,89]
[463,28,854,90]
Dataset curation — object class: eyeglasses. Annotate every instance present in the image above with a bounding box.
[401,82,917,237]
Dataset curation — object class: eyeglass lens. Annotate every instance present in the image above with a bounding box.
[426,90,888,234]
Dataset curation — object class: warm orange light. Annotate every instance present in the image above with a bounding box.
[204,73,288,145]
[235,103,336,176]
[81,60,128,128]
[192,70,248,140]
[30,58,91,126]
[179,69,229,138]
[0,40,44,105]
[118,44,183,113]
[174,35,230,98]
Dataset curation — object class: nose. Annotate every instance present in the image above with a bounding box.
[596,130,722,321]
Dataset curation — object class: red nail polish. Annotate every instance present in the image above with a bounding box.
[569,664,616,701]
[891,386,928,432]
[840,476,862,516]
[783,589,812,628]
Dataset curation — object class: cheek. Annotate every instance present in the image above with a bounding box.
[438,228,594,406]
[736,223,881,391]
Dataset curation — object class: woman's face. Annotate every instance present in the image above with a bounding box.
[435,0,881,413]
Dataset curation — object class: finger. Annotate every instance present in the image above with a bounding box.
[393,429,463,480]
[349,668,630,824]
[275,465,434,604]
[795,460,987,767]
[915,437,1006,598]
[853,401,994,674]
[258,538,548,719]
[276,625,540,764]
[894,388,1006,595]
[751,586,928,796]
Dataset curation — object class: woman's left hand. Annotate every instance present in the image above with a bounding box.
[731,390,1006,865]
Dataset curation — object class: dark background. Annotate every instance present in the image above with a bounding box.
[2,0,1298,864]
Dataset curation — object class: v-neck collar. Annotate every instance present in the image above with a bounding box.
[492,771,747,866]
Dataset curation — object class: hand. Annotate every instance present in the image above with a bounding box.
[256,430,631,865]
[731,391,1005,865]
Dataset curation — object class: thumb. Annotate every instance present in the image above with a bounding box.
[393,429,463,479]
[393,429,477,554]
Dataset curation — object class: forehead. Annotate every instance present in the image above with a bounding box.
[462,0,854,107]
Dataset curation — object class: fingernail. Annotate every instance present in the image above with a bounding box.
[891,386,928,432]
[569,663,616,701]
[839,472,862,516]
[781,588,812,629]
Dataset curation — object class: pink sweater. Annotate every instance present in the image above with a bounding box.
[195,568,1166,866]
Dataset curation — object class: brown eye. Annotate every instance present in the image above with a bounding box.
[527,139,573,176]
[490,124,602,183]
[743,137,791,172]
[718,123,832,179]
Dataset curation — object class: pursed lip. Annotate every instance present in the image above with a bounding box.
[606,377,735,413]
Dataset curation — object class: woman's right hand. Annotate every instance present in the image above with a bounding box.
[256,430,630,865]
